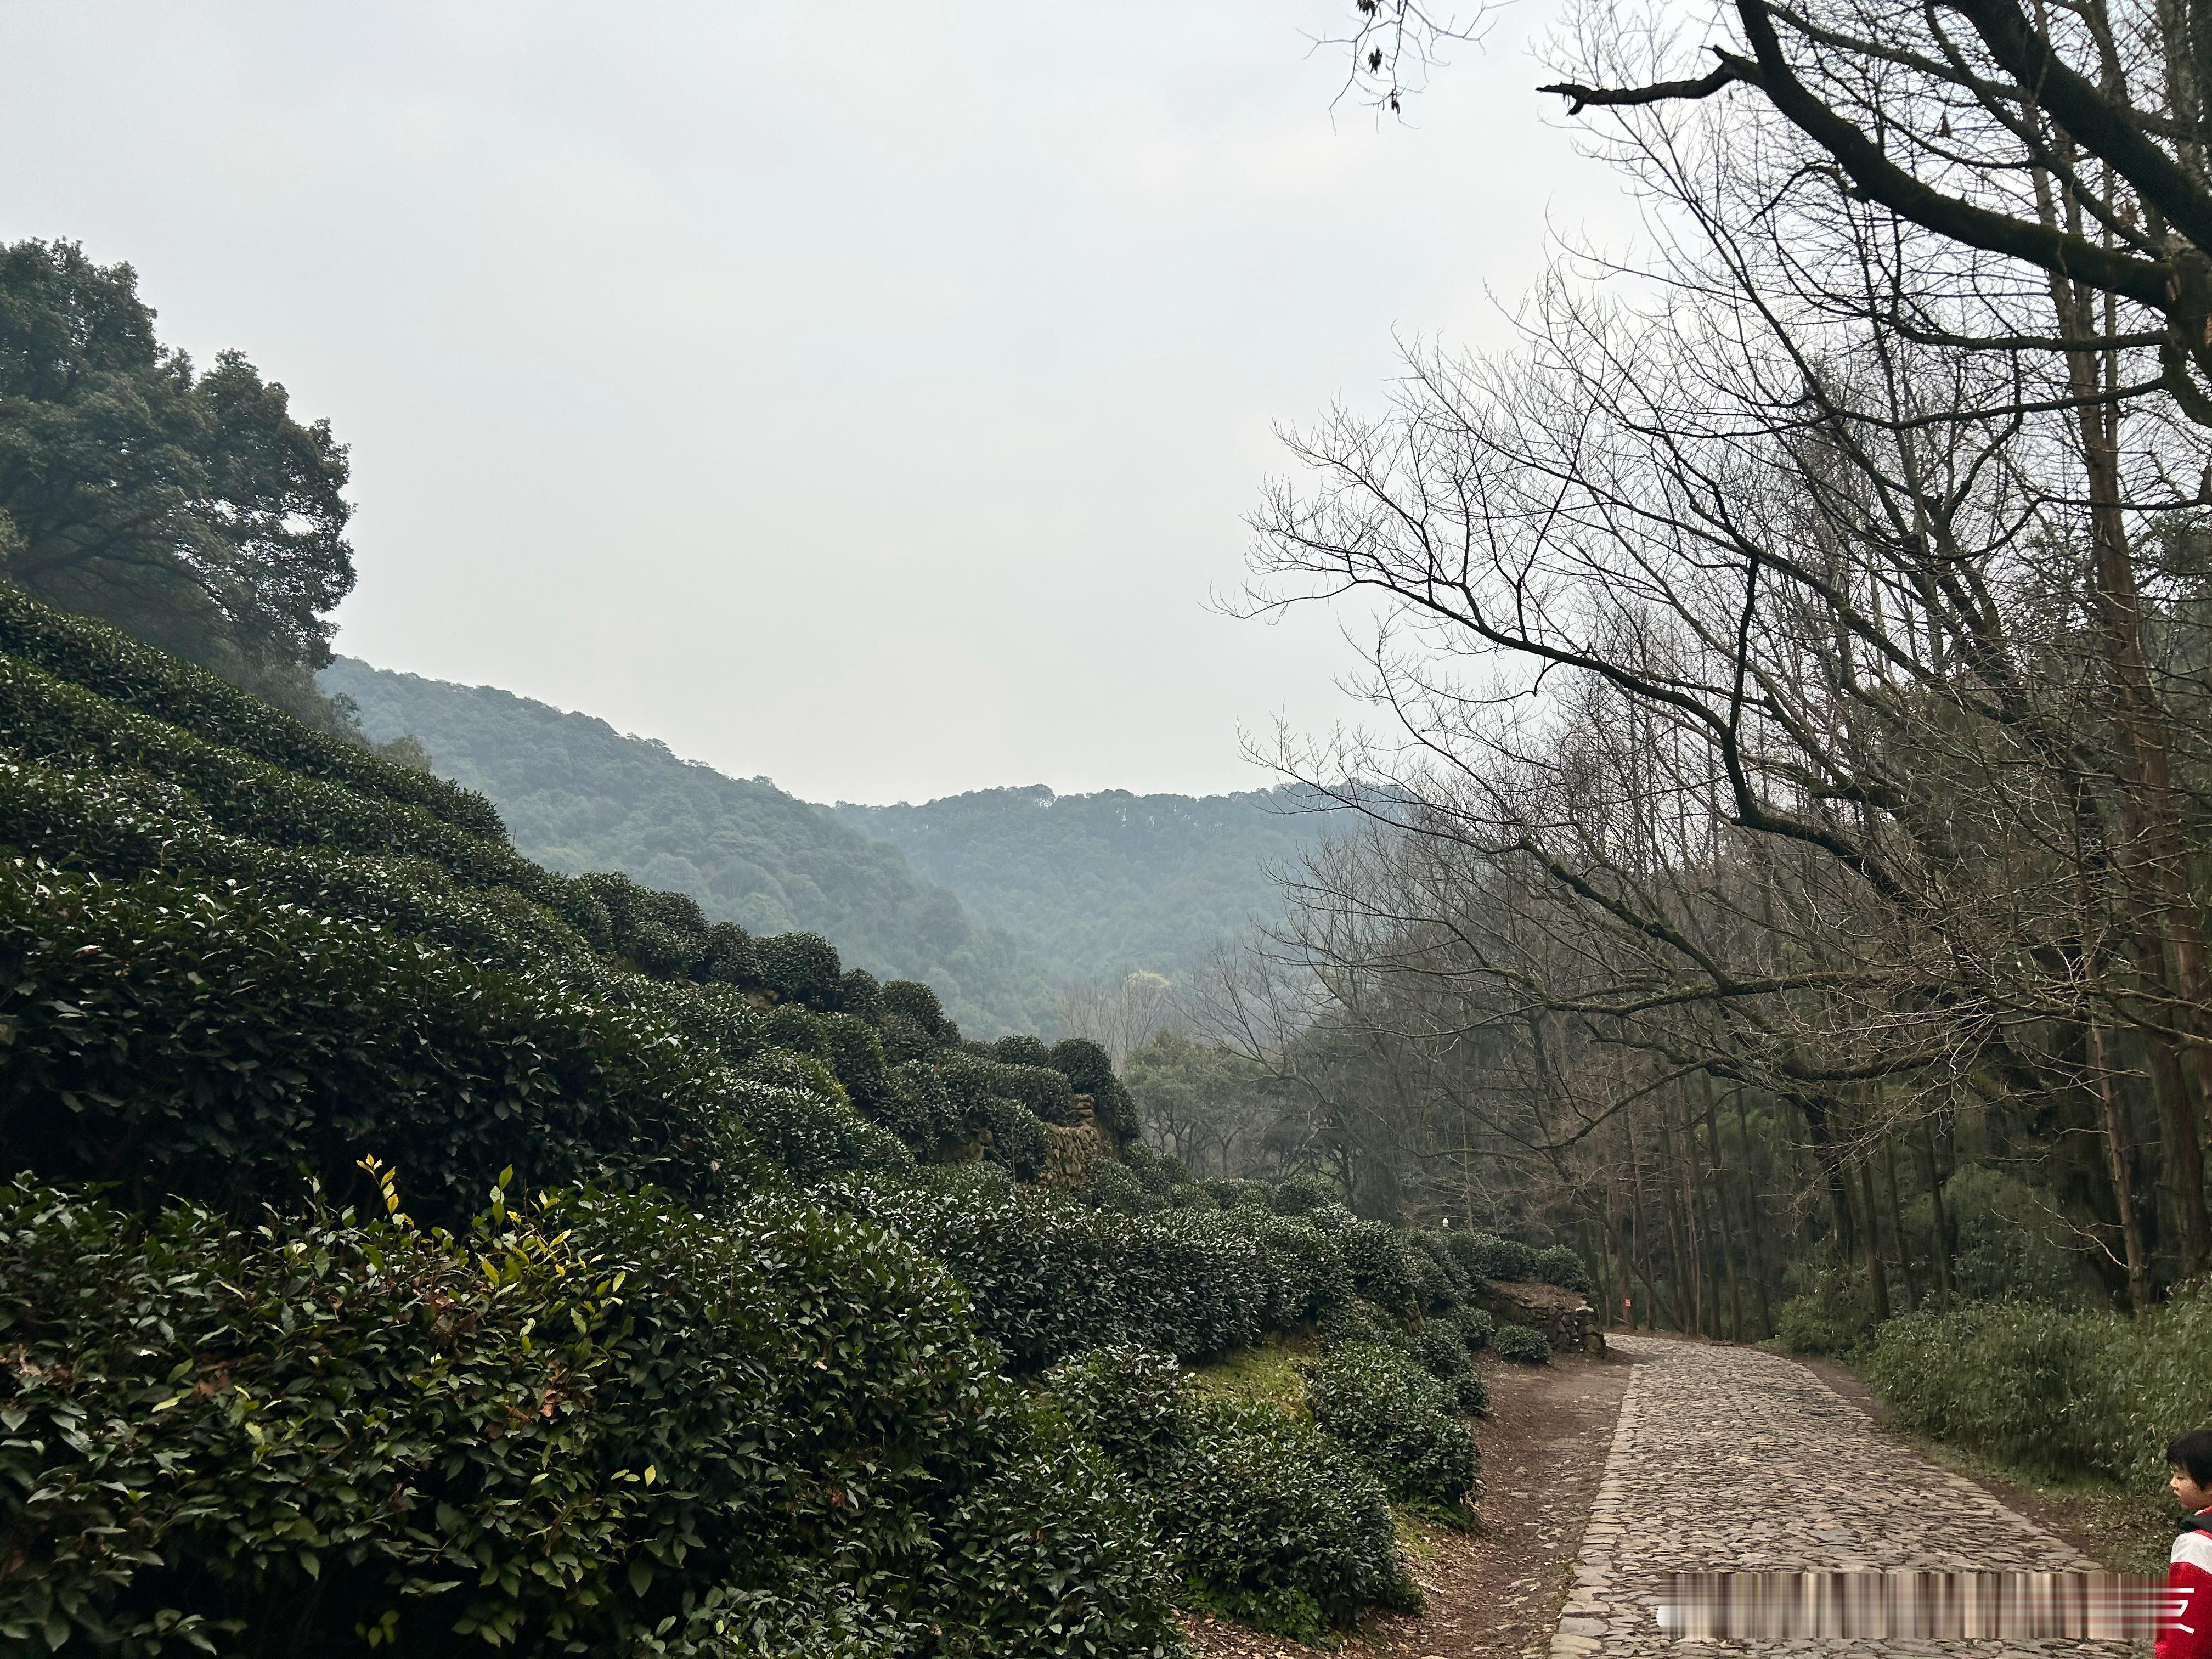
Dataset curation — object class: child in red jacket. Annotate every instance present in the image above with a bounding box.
[2162,1431,2212,1659]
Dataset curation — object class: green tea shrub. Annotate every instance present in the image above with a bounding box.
[1108,1209,1268,1359]
[1269,1171,1335,1216]
[878,1009,938,1065]
[1254,1214,1354,1324]
[1462,1232,1538,1282]
[861,1060,960,1151]
[1442,1305,1496,1351]
[702,919,764,986]
[1407,1243,1455,1310]
[757,1001,834,1065]
[1120,1141,1195,1197]
[882,979,949,1041]
[0,654,589,924]
[1302,1342,1479,1516]
[1042,1345,1192,1482]
[1048,1036,1116,1096]
[1039,1347,1417,1640]
[755,930,842,1008]
[0,755,585,966]
[1207,1179,1272,1210]
[1413,1325,1491,1416]
[1091,1159,1165,1216]
[0,864,763,1221]
[979,1097,1052,1179]
[1340,1218,1419,1313]
[1317,1300,1398,1350]
[576,872,714,978]
[852,1177,1324,1369]
[944,1054,1075,1125]
[733,1079,915,1187]
[851,1174,1127,1368]
[1534,1244,1594,1292]
[993,1032,1053,1068]
[0,1180,1178,1658]
[0,584,504,839]
[1409,1229,1471,1297]
[1494,1323,1551,1364]
[836,966,885,1023]
[935,1055,1059,1172]
[817,1011,891,1107]
[923,1438,1180,1659]
[1160,1397,1418,1638]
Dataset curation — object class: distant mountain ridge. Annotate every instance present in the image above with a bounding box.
[324,660,1341,1019]
[832,783,1336,986]
[319,658,1053,1034]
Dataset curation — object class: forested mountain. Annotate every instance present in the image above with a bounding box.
[326,658,1340,1007]
[321,658,1052,1034]
[833,785,1339,985]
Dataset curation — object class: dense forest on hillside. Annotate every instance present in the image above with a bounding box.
[321,658,1052,1034]
[326,657,1336,1015]
[834,785,1336,986]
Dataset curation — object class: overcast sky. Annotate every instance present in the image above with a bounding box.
[2,2,1634,804]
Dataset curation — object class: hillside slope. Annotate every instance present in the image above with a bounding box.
[321,657,1050,1034]
[833,785,1339,985]
[2,581,1520,1656]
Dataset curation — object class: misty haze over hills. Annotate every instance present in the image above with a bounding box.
[834,785,1335,988]
[320,657,1053,1033]
[325,659,1335,1031]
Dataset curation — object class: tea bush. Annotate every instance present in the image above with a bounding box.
[0,585,503,838]
[1443,1305,1497,1351]
[1495,1323,1552,1364]
[1301,1342,1479,1516]
[850,1175,1352,1370]
[1414,1324,1491,1416]
[1040,1346,1417,1639]
[756,930,842,1009]
[0,864,766,1220]
[1534,1244,1593,1293]
[0,754,588,964]
[1162,1397,1418,1639]
[0,653,589,927]
[1339,1218,1419,1313]
[1457,1232,1538,1282]
[1043,1346,1196,1483]
[0,1180,1182,1658]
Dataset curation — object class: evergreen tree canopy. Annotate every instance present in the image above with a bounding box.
[0,239,352,715]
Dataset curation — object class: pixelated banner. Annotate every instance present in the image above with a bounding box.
[1653,1571,2177,1639]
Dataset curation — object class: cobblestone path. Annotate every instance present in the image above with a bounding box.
[1553,1335,2132,1658]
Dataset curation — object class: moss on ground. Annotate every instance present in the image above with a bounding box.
[1188,1330,1319,1416]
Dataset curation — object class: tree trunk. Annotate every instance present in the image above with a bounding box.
[2089,1013,2153,1316]
[1736,1090,1777,1336]
[1854,1158,1893,1325]
[1658,1107,1702,1336]
[1914,1121,1955,1310]
[1881,1138,1920,1314]
[2146,1030,2212,1277]
[1702,1082,1745,1340]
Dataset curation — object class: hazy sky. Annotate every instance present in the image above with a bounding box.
[2,2,1634,804]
